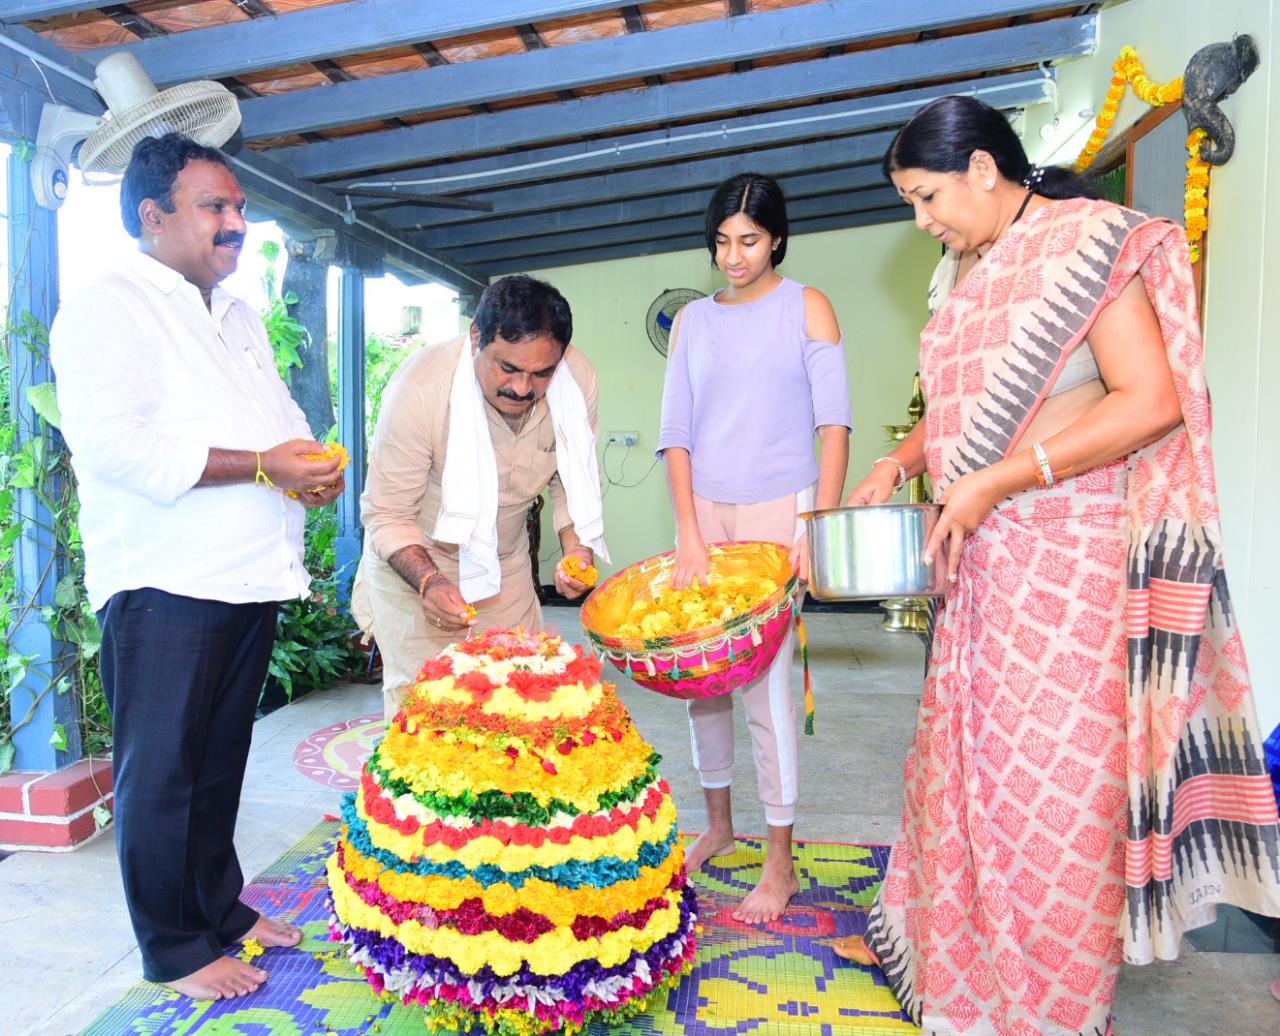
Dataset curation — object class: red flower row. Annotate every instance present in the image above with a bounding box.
[412,651,605,706]
[569,879,685,941]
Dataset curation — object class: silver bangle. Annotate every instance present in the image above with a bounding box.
[873,456,908,490]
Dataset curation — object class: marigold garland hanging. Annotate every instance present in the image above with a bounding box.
[1185,128,1211,263]
[1073,46,1210,263]
[1074,47,1183,173]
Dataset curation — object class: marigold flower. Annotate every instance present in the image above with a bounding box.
[561,554,599,586]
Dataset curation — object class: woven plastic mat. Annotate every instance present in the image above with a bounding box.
[82,822,917,1035]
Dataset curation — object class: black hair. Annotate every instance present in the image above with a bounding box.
[472,275,573,352]
[120,132,232,238]
[882,95,1096,201]
[704,173,789,266]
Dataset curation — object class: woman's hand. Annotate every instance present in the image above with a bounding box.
[923,468,1005,583]
[845,462,899,506]
[671,533,710,590]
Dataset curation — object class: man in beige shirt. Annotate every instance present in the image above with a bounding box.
[352,275,603,716]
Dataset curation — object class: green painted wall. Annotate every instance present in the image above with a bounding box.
[1023,0,1280,733]
[521,219,939,583]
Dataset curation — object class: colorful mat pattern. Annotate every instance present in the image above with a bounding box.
[83,822,917,1036]
[293,713,384,790]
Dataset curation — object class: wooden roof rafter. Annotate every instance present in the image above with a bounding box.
[1,0,1103,278]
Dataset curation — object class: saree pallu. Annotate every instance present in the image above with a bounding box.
[865,198,1280,1036]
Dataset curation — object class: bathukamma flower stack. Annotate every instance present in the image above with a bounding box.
[326,628,697,1035]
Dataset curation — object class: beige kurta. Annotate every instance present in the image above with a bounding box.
[351,334,599,716]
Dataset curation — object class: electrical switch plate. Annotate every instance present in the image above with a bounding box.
[606,431,639,446]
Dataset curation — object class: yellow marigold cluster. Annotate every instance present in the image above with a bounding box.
[614,573,778,640]
[286,441,351,498]
[307,442,351,471]
[1118,46,1183,106]
[561,554,599,586]
[1074,47,1182,173]
[1185,128,1211,263]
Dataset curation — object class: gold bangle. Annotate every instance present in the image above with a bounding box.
[254,451,276,489]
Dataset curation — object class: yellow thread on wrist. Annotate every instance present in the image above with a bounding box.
[255,451,276,489]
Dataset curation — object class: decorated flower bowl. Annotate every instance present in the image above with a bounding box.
[579,541,799,700]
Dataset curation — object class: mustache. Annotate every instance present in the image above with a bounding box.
[214,231,245,247]
[497,387,535,403]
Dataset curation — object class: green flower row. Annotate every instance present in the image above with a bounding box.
[367,750,663,826]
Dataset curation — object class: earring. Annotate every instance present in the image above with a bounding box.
[984,179,995,190]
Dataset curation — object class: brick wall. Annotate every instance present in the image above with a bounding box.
[0,757,113,851]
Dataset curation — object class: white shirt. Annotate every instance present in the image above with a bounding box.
[50,250,313,610]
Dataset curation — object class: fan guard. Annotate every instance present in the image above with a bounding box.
[79,71,240,176]
[645,288,705,357]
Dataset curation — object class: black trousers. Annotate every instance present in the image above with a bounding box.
[98,588,279,982]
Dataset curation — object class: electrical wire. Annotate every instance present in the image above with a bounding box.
[601,441,660,495]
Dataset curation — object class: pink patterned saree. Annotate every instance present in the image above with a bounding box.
[864,197,1280,1036]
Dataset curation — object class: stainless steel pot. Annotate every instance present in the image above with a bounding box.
[801,503,947,601]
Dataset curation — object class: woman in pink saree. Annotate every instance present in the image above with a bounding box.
[837,96,1280,1035]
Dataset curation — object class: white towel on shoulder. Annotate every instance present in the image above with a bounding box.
[434,341,609,603]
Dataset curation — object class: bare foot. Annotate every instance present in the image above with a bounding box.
[243,914,302,948]
[731,866,800,924]
[685,829,736,872]
[165,956,267,1000]
[831,934,880,966]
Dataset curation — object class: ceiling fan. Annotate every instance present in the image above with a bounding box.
[32,51,241,210]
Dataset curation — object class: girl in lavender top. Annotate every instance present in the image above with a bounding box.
[657,173,852,923]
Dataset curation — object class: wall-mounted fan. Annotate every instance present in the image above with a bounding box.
[32,51,241,210]
[645,287,705,357]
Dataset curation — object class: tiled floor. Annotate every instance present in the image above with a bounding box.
[1,608,1277,1035]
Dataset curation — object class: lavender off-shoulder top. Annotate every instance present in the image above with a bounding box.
[656,277,852,504]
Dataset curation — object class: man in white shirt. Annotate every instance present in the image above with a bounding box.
[50,134,344,1001]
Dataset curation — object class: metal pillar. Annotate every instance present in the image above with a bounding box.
[6,146,82,771]
[334,266,366,601]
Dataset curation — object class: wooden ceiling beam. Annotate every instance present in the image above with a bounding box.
[416,167,890,249]
[475,206,909,276]
[286,16,1089,179]
[440,186,903,265]
[0,23,484,289]
[2,2,115,18]
[51,1,628,85]
[236,1,1089,140]
[332,71,1050,203]
[382,129,899,231]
